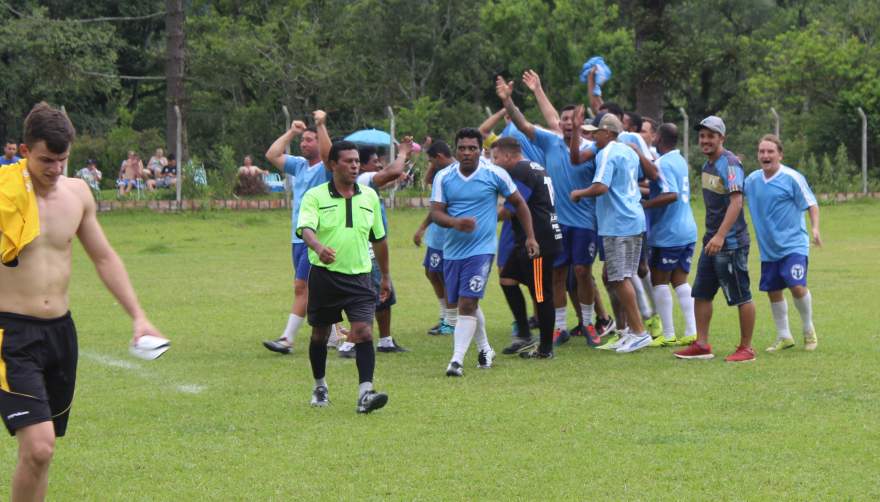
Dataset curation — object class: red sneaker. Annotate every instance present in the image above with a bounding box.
[584,324,603,347]
[673,341,714,360]
[724,346,756,363]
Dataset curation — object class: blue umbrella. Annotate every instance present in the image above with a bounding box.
[345,129,392,146]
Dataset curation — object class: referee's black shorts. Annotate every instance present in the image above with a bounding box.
[307,265,375,326]
[0,311,78,437]
[499,247,556,304]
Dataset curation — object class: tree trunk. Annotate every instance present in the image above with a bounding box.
[636,78,664,121]
[165,0,187,161]
[631,0,667,120]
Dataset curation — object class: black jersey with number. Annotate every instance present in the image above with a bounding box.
[505,160,562,255]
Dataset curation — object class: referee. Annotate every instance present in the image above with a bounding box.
[296,140,390,413]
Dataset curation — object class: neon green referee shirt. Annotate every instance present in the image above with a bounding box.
[296,180,386,275]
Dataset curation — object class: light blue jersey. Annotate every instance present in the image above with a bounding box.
[284,155,331,243]
[647,150,698,248]
[501,122,545,166]
[592,141,646,237]
[618,132,655,161]
[532,127,593,229]
[430,160,517,260]
[744,165,817,261]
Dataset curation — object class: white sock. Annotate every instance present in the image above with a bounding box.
[282,314,304,343]
[452,315,477,364]
[358,381,373,397]
[640,273,655,310]
[770,300,793,339]
[378,336,394,347]
[792,291,814,333]
[554,307,566,330]
[473,307,492,352]
[652,284,676,339]
[438,298,447,322]
[315,378,326,389]
[674,283,697,337]
[632,277,653,319]
[445,307,458,326]
[580,303,595,326]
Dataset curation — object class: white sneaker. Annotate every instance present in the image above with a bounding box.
[608,331,632,351]
[617,332,653,353]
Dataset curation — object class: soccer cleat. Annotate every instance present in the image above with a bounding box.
[673,342,715,360]
[262,337,292,355]
[437,322,455,336]
[477,349,496,369]
[595,316,617,338]
[569,324,584,337]
[427,321,442,336]
[676,334,697,346]
[582,324,602,347]
[310,386,330,407]
[766,337,796,353]
[519,349,554,359]
[338,343,356,359]
[725,346,756,362]
[644,315,663,339]
[356,390,388,414]
[377,341,409,353]
[616,333,653,353]
[528,315,539,329]
[446,361,464,377]
[650,335,678,348]
[502,338,538,355]
[595,333,622,351]
[552,328,571,347]
[803,329,818,351]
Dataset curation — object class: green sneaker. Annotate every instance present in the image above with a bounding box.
[676,334,697,346]
[596,333,621,351]
[804,329,818,351]
[650,335,677,347]
[645,315,663,338]
[765,337,795,353]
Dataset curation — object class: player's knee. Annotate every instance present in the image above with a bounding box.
[20,437,55,469]
[348,325,373,343]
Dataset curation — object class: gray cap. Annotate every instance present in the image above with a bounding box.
[696,115,725,135]
[582,113,623,134]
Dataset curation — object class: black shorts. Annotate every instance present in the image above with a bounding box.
[307,266,375,326]
[500,248,556,304]
[0,312,77,437]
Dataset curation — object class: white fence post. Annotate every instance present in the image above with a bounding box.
[174,105,182,207]
[771,107,780,137]
[679,107,689,164]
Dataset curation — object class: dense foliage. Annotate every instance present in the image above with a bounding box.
[1,0,877,191]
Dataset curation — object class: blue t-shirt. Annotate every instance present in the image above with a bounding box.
[284,155,331,243]
[618,132,655,161]
[430,160,517,260]
[700,149,750,249]
[744,165,817,261]
[501,122,545,166]
[647,150,698,248]
[0,156,20,166]
[592,141,646,237]
[531,127,593,229]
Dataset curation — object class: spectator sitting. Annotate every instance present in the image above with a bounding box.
[155,154,178,189]
[117,151,145,196]
[0,139,21,166]
[235,155,268,196]
[238,155,268,177]
[146,147,168,179]
[76,159,103,195]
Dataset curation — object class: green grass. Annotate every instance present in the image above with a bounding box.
[2,201,879,500]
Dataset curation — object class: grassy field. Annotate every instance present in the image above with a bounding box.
[2,199,879,501]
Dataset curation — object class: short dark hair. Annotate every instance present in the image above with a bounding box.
[358,145,378,165]
[426,140,452,159]
[24,102,75,154]
[560,104,577,114]
[490,136,521,153]
[642,117,658,133]
[5,139,17,146]
[599,102,624,120]
[625,112,643,132]
[167,153,176,161]
[657,123,679,149]
[454,127,483,148]
[329,140,358,163]
[304,126,318,135]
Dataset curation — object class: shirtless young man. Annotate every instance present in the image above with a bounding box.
[118,151,144,196]
[0,103,166,502]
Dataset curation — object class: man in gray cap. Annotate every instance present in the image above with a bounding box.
[673,115,756,362]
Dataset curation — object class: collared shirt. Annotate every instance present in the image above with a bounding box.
[296,180,386,275]
[700,149,749,249]
[647,150,698,248]
[283,155,331,244]
[744,165,817,261]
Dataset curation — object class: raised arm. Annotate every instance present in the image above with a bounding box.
[266,120,307,170]
[569,105,596,165]
[588,67,603,115]
[479,108,507,138]
[497,76,536,141]
[313,110,332,166]
[370,137,413,189]
[523,70,560,133]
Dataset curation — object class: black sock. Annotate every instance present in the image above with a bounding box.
[536,297,556,354]
[309,338,328,380]
[502,284,530,338]
[354,341,375,384]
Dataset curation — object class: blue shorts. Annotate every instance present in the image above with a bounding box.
[291,243,312,280]
[649,243,696,273]
[422,247,444,274]
[692,246,752,306]
[497,222,515,268]
[555,225,600,268]
[371,258,397,311]
[443,254,493,304]
[760,254,808,292]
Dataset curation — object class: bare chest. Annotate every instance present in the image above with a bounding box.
[36,189,83,250]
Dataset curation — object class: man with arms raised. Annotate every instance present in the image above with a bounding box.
[0,102,165,501]
[431,128,538,376]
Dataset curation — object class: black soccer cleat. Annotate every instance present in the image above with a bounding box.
[356,390,388,414]
[446,361,463,377]
[377,341,409,353]
[502,338,538,355]
[263,337,292,355]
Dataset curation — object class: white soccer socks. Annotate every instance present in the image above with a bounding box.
[652,284,676,339]
[674,283,697,337]
[282,314,305,343]
[451,315,477,364]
